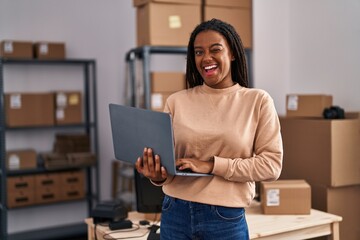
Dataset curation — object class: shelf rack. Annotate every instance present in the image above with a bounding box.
[0,58,99,240]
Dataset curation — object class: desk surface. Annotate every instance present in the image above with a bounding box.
[86,202,342,240]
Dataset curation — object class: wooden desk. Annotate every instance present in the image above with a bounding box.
[86,203,342,240]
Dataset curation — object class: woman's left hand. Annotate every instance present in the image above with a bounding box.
[176,158,214,174]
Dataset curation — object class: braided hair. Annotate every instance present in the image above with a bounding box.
[185,18,248,88]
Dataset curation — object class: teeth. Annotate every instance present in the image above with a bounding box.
[204,65,217,70]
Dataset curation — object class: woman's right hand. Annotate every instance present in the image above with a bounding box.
[135,147,168,183]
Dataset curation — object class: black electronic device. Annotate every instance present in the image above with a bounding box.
[134,170,165,213]
[91,200,128,224]
[323,106,345,119]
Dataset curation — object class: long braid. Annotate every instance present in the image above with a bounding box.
[186,18,249,88]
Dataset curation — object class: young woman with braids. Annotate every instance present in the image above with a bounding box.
[135,18,283,240]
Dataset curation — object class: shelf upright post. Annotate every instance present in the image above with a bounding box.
[141,46,151,110]
[127,51,137,107]
[0,58,8,240]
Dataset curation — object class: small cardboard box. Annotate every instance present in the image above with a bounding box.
[34,173,61,204]
[311,184,360,240]
[41,152,69,170]
[279,112,360,187]
[135,1,201,46]
[7,175,36,208]
[151,72,186,92]
[6,149,37,170]
[0,40,33,59]
[7,175,35,192]
[59,170,85,201]
[204,6,252,49]
[34,42,65,60]
[286,94,333,118]
[261,180,311,215]
[5,92,55,127]
[67,152,96,167]
[55,91,82,125]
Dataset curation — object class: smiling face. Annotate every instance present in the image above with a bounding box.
[194,30,234,89]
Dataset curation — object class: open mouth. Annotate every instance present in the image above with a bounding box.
[204,64,217,72]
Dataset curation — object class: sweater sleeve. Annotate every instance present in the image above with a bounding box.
[212,92,283,182]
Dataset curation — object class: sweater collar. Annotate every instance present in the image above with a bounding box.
[199,83,242,95]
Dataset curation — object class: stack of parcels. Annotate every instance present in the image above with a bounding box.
[133,0,253,48]
[42,133,96,170]
[279,94,360,240]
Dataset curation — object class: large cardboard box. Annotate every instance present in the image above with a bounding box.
[6,149,37,170]
[151,72,186,92]
[134,0,199,5]
[0,40,33,59]
[204,6,252,49]
[286,94,333,118]
[55,91,82,125]
[260,180,311,215]
[135,1,201,46]
[279,113,360,187]
[311,184,360,240]
[34,42,66,60]
[5,92,55,127]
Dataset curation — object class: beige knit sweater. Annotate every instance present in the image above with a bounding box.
[158,83,283,208]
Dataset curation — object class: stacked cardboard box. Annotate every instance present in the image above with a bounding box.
[150,72,186,111]
[279,95,360,240]
[7,170,85,208]
[134,0,201,47]
[6,149,37,170]
[204,0,252,49]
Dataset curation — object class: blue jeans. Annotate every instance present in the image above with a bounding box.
[160,195,249,240]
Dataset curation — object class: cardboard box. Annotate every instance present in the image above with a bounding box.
[151,72,186,92]
[260,180,311,215]
[41,152,69,170]
[151,92,172,111]
[55,91,82,125]
[311,184,360,240]
[279,113,360,187]
[34,173,61,204]
[7,175,35,192]
[5,92,55,127]
[34,42,65,60]
[134,0,200,7]
[7,175,36,208]
[54,133,90,153]
[67,152,96,167]
[205,0,251,8]
[7,189,35,208]
[6,149,37,170]
[136,2,201,46]
[59,170,85,201]
[0,40,33,59]
[286,94,333,118]
[204,6,252,48]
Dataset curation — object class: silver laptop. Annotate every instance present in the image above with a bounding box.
[109,103,212,176]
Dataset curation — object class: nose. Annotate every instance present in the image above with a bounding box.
[202,50,213,62]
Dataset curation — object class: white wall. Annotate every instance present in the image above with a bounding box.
[1,0,360,233]
[253,0,360,115]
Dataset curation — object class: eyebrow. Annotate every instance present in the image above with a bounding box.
[194,43,223,49]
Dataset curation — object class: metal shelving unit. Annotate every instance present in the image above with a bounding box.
[125,45,252,109]
[0,58,99,240]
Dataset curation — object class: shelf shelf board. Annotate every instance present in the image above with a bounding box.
[6,166,93,177]
[4,123,95,131]
[8,222,87,240]
[0,58,95,65]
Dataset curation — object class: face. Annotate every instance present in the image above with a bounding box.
[194,30,234,89]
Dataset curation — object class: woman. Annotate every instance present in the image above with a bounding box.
[135,18,283,240]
